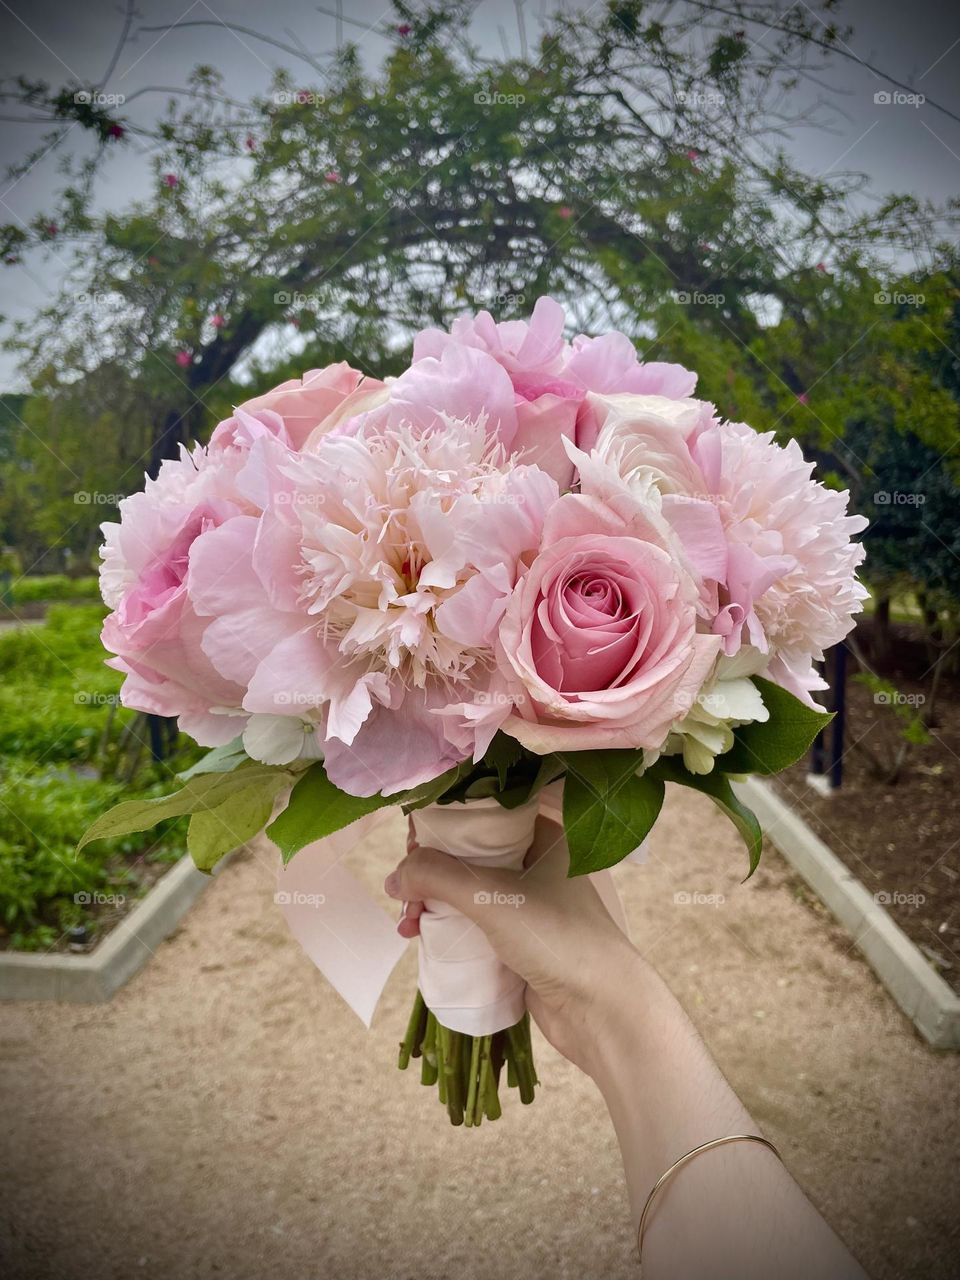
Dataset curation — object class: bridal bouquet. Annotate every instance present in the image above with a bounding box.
[80,297,866,1125]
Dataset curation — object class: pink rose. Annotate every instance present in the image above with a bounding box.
[495,494,722,753]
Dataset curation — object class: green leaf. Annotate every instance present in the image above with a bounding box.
[177,736,248,780]
[463,775,501,800]
[77,764,292,853]
[399,761,473,812]
[187,770,290,872]
[716,677,833,776]
[560,750,664,876]
[266,762,392,863]
[526,752,565,800]
[481,732,524,789]
[651,758,764,879]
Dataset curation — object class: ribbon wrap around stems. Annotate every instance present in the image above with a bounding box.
[276,782,638,1033]
[409,795,539,1035]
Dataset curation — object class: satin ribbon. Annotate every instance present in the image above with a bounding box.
[276,781,644,1032]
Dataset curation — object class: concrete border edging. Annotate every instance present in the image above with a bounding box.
[0,855,212,1003]
[736,776,960,1050]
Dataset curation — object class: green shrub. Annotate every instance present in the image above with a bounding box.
[0,764,184,949]
[6,574,100,605]
[0,604,195,949]
[0,605,123,761]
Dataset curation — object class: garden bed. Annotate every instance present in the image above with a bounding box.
[774,621,960,995]
[0,605,195,956]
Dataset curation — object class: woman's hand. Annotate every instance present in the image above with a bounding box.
[386,813,869,1280]
[384,815,639,1076]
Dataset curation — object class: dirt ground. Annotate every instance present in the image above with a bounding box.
[776,631,960,988]
[1,788,958,1280]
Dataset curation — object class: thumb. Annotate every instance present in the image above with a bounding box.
[385,846,506,920]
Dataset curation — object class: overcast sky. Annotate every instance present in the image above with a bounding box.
[0,0,958,390]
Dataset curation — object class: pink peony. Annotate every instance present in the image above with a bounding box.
[413,295,567,379]
[356,343,519,449]
[581,392,727,590]
[568,338,698,454]
[212,362,385,451]
[693,421,868,704]
[410,298,697,489]
[192,416,558,792]
[491,491,722,753]
[99,447,252,744]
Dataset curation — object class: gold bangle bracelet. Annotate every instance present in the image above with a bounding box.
[636,1133,782,1272]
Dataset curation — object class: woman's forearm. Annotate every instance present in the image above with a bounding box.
[587,954,868,1280]
[387,836,869,1278]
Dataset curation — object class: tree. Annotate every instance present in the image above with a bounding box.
[1,1,957,568]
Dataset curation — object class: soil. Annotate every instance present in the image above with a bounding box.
[775,618,960,992]
[1,790,958,1280]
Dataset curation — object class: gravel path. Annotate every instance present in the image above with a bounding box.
[2,789,957,1279]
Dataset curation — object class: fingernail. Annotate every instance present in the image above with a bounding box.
[384,871,400,897]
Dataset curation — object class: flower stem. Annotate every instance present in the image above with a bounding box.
[464,1033,482,1126]
[420,1011,438,1086]
[476,1035,495,1123]
[397,990,537,1124]
[398,989,427,1070]
[439,1024,464,1125]
[435,1018,448,1107]
[506,1015,537,1104]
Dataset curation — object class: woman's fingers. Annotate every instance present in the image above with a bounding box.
[398,817,426,935]
[396,898,423,938]
[523,815,572,876]
[385,845,483,916]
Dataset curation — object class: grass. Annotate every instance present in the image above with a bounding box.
[0,605,192,951]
